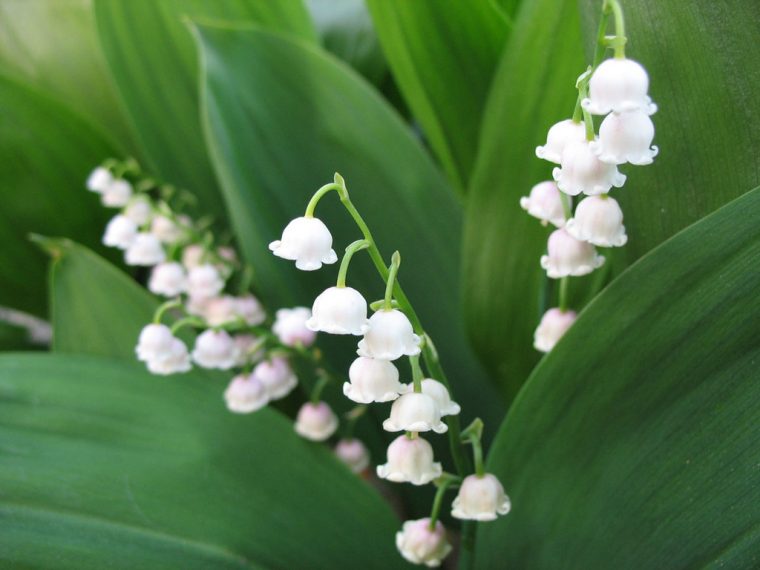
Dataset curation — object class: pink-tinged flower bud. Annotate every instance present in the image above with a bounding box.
[377,434,442,485]
[217,245,237,264]
[416,379,460,417]
[566,195,627,247]
[186,264,225,300]
[307,286,369,335]
[269,216,338,271]
[452,473,511,521]
[273,307,317,347]
[534,308,577,353]
[86,166,112,193]
[124,232,165,266]
[396,518,452,567]
[535,119,586,164]
[233,295,266,326]
[357,309,420,361]
[146,338,192,375]
[182,244,205,269]
[540,228,605,278]
[191,329,236,370]
[591,109,658,165]
[102,214,137,249]
[383,393,447,434]
[224,373,268,414]
[343,356,403,404]
[335,438,370,473]
[231,334,264,367]
[201,296,241,327]
[552,140,626,196]
[252,357,297,400]
[123,195,153,226]
[151,215,186,244]
[135,323,174,362]
[101,178,133,208]
[582,58,657,115]
[148,262,186,297]
[294,401,338,441]
[520,181,566,227]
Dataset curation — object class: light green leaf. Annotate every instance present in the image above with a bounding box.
[0,73,119,317]
[366,0,508,192]
[93,0,316,220]
[475,186,760,569]
[0,354,409,569]
[195,24,503,426]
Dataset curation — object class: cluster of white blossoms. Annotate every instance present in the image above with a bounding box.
[522,1,657,353]
[271,174,509,567]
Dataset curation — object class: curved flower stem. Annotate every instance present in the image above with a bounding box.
[153,298,182,324]
[383,252,401,310]
[428,473,461,530]
[461,418,485,477]
[409,354,424,393]
[559,277,570,312]
[170,316,205,335]
[342,405,367,438]
[604,0,626,58]
[337,239,370,288]
[310,370,331,404]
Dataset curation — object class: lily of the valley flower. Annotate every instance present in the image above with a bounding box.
[383,392,448,434]
[534,308,577,353]
[123,195,153,225]
[591,109,658,165]
[135,324,190,375]
[535,119,586,164]
[102,214,137,249]
[148,262,186,297]
[451,473,511,521]
[252,357,297,400]
[269,216,338,271]
[552,140,626,196]
[411,379,460,417]
[151,215,186,244]
[273,307,317,347]
[125,232,165,266]
[146,337,192,375]
[334,438,371,474]
[86,166,112,193]
[294,401,339,441]
[396,518,452,568]
[186,264,225,301]
[582,57,657,115]
[307,286,369,335]
[191,329,237,370]
[540,228,605,278]
[520,181,567,227]
[565,195,627,247]
[343,356,403,404]
[101,178,133,208]
[358,309,420,360]
[376,434,442,485]
[224,373,268,414]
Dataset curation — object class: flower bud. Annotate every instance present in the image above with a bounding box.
[234,295,266,326]
[357,309,420,361]
[520,181,566,227]
[582,57,657,115]
[396,518,452,567]
[451,473,511,521]
[307,286,369,335]
[294,401,338,441]
[417,379,460,417]
[101,178,133,208]
[535,119,586,164]
[191,329,237,370]
[102,214,137,249]
[182,244,205,269]
[252,357,297,400]
[124,233,165,266]
[343,356,403,403]
[335,438,370,473]
[148,262,186,297]
[376,434,442,485]
[591,109,658,165]
[383,392,447,434]
[86,166,112,193]
[540,228,605,278]
[565,195,627,247]
[146,338,192,375]
[123,195,153,226]
[269,216,338,271]
[273,307,317,347]
[187,264,225,301]
[135,323,174,362]
[224,373,268,414]
[534,308,577,353]
[151,215,186,244]
[552,140,626,196]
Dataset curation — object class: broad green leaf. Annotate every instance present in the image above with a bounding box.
[0,73,118,317]
[475,186,760,569]
[93,0,316,220]
[366,0,508,192]
[195,24,503,426]
[0,354,409,569]
[462,0,584,398]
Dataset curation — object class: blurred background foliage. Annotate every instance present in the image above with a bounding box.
[0,0,758,568]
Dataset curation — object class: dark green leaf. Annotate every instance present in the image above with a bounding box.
[476,186,760,569]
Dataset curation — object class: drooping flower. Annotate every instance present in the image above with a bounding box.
[182,244,205,269]
[86,166,113,193]
[135,323,174,362]
[540,228,605,278]
[451,473,511,521]
[591,109,658,165]
[535,119,586,164]
[186,264,225,301]
[335,438,371,474]
[252,357,297,400]
[414,379,460,417]
[125,232,165,266]
[376,434,442,485]
[102,214,137,249]
[383,392,447,434]
[343,356,403,404]
[306,286,369,335]
[552,140,626,196]
[294,401,339,441]
[101,178,133,208]
[269,216,338,271]
[357,309,420,360]
[234,295,266,326]
[191,329,237,370]
[148,262,186,297]
[396,518,452,568]
[520,181,567,227]
[224,373,268,414]
[146,338,192,375]
[123,195,153,226]
[582,57,657,115]
[533,308,577,353]
[151,215,186,244]
[565,195,627,247]
[272,307,317,347]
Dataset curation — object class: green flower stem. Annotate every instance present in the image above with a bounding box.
[461,418,485,477]
[559,277,570,312]
[560,192,573,221]
[383,251,401,310]
[153,298,182,324]
[604,0,626,58]
[304,182,342,218]
[170,316,205,335]
[342,405,367,439]
[310,370,331,404]
[337,239,370,288]
[428,473,461,530]
[409,354,424,393]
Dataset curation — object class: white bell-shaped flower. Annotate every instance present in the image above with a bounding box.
[269,216,338,271]
[343,356,403,404]
[182,244,205,269]
[541,228,605,278]
[417,379,460,417]
[396,518,452,568]
[146,338,192,375]
[102,214,137,249]
[234,295,266,326]
[552,140,626,196]
[294,401,339,441]
[451,473,511,521]
[565,195,627,247]
[307,286,369,335]
[224,373,268,414]
[191,329,237,370]
[202,296,238,327]
[583,57,657,115]
[151,215,186,244]
[187,264,225,301]
[135,323,174,362]
[377,434,442,485]
[123,195,153,226]
[273,307,316,347]
[86,166,112,193]
[357,309,420,360]
[252,357,297,400]
[591,109,658,165]
[231,334,264,367]
[101,178,133,208]
[383,392,447,434]
[520,181,566,227]
[534,308,577,353]
[148,262,186,297]
[535,119,586,164]
[124,232,165,266]
[335,438,370,474]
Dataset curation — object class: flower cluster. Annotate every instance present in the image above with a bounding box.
[522,0,657,353]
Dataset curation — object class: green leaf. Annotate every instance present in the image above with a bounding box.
[195,24,503,425]
[0,73,119,317]
[365,0,508,192]
[462,0,585,398]
[0,354,409,569]
[475,186,760,569]
[93,0,316,220]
